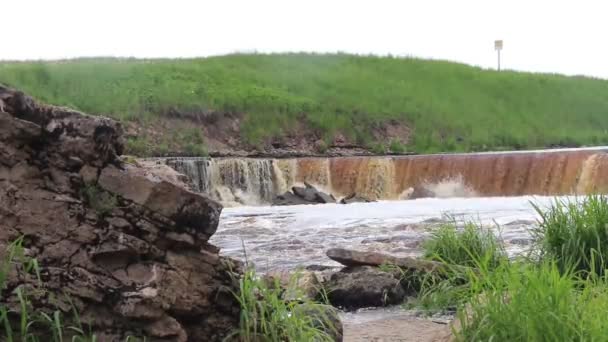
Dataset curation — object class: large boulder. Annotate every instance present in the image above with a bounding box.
[324,266,406,310]
[0,85,240,341]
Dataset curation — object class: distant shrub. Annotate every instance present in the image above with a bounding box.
[125,137,151,156]
[316,140,328,154]
[184,143,208,157]
[388,139,407,154]
[370,143,386,154]
[179,128,207,156]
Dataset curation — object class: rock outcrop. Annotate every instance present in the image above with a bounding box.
[0,85,240,341]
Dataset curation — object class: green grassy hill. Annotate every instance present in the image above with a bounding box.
[2,53,608,155]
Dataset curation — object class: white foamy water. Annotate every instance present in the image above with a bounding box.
[212,196,567,271]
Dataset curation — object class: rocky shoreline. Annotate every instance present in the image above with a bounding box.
[263,247,456,341]
[0,85,456,341]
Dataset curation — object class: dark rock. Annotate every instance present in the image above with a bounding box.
[304,181,316,189]
[272,191,314,206]
[410,186,435,199]
[315,191,336,204]
[504,219,536,226]
[274,182,338,206]
[325,266,405,310]
[292,185,318,202]
[305,264,337,272]
[0,85,240,341]
[339,193,374,204]
[326,248,467,274]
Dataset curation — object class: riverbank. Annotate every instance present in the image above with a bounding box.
[216,195,608,341]
[3,53,608,157]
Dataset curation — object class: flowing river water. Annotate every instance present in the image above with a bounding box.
[160,148,608,340]
[212,196,555,271]
[209,196,559,340]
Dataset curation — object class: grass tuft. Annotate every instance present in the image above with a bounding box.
[417,196,608,340]
[532,195,608,277]
[423,221,507,269]
[232,269,338,342]
[456,261,608,341]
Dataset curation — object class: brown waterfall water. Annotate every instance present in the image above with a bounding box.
[166,147,608,205]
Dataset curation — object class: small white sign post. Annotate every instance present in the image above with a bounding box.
[495,40,503,71]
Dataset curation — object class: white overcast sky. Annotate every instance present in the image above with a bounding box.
[3,0,608,78]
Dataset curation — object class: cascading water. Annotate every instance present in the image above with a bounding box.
[166,157,278,205]
[166,157,211,193]
[163,147,608,206]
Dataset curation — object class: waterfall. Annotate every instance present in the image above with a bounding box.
[162,148,608,206]
[166,157,292,206]
[166,157,211,193]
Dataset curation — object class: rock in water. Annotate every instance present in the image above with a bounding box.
[339,193,374,204]
[292,185,319,202]
[274,182,337,205]
[325,266,405,310]
[410,186,435,199]
[315,191,336,204]
[326,248,454,273]
[272,191,313,205]
[0,85,240,342]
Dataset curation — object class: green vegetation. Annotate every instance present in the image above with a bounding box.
[418,195,608,341]
[533,195,608,277]
[388,139,407,154]
[231,269,338,342]
[415,222,507,312]
[457,261,608,341]
[2,53,608,155]
[423,222,507,269]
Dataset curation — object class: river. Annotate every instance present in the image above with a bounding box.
[211,195,562,340]
[211,195,561,272]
